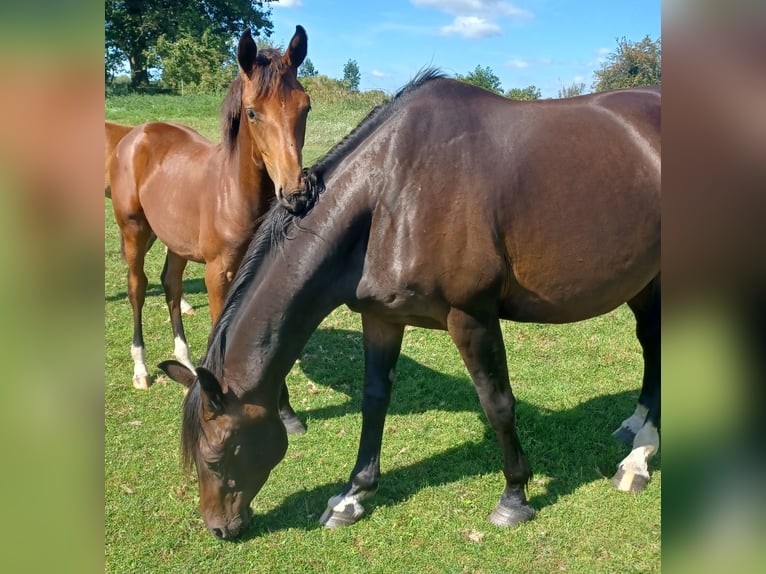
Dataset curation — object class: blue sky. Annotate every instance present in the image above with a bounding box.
[269,0,661,98]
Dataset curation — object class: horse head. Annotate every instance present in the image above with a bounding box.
[237,26,313,214]
[160,361,288,539]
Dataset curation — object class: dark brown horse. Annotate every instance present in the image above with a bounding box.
[109,26,313,417]
[161,70,661,539]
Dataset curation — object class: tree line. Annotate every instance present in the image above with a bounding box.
[458,36,661,99]
[105,2,659,98]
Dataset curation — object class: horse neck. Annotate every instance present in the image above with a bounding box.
[231,124,273,205]
[222,173,371,403]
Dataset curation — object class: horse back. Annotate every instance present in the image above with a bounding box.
[354,82,661,326]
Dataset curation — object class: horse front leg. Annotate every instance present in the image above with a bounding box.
[319,315,404,528]
[447,307,535,527]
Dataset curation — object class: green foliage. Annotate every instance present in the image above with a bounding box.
[299,57,319,78]
[105,0,274,89]
[593,35,661,92]
[456,65,503,95]
[342,59,361,92]
[558,81,587,99]
[155,29,238,95]
[505,85,542,101]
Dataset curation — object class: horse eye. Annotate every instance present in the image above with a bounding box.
[246,109,257,121]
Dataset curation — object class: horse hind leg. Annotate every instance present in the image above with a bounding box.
[613,276,661,492]
[161,251,196,375]
[151,235,195,315]
[121,219,153,389]
[447,308,535,527]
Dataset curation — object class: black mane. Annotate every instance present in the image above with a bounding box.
[311,67,446,179]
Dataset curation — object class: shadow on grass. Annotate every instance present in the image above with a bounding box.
[236,327,659,539]
[105,277,208,304]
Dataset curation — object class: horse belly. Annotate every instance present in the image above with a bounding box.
[499,250,659,324]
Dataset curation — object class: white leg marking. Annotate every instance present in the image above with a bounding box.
[173,336,197,374]
[615,421,659,491]
[131,344,150,389]
[180,296,194,315]
[619,404,649,436]
[320,489,376,527]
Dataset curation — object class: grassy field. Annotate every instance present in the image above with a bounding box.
[105,86,660,573]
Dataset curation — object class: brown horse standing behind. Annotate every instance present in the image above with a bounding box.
[108,27,313,403]
[106,121,195,315]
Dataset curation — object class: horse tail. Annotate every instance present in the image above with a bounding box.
[104,121,134,199]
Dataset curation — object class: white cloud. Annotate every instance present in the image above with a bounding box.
[413,0,532,40]
[371,69,389,78]
[441,16,501,39]
[506,58,529,69]
[274,0,302,8]
[412,0,532,19]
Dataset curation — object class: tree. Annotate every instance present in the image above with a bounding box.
[456,65,503,95]
[342,59,361,92]
[155,29,238,94]
[592,35,661,92]
[505,85,541,101]
[299,58,318,78]
[105,0,274,89]
[558,82,586,98]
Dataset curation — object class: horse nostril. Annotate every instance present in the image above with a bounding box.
[211,527,226,540]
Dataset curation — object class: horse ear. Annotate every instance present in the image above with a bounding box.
[285,25,308,70]
[237,28,258,77]
[158,360,196,389]
[196,367,229,414]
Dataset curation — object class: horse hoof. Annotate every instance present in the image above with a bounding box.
[281,416,307,435]
[612,426,636,446]
[487,502,536,527]
[319,494,368,528]
[612,468,649,492]
[132,375,151,390]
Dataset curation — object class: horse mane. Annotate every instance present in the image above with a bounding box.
[182,67,448,469]
[220,48,291,155]
[311,67,447,178]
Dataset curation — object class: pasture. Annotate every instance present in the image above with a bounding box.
[105,88,660,572]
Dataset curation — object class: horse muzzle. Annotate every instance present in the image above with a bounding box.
[208,506,252,540]
[278,186,316,215]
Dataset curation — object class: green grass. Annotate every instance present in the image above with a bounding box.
[105,90,660,573]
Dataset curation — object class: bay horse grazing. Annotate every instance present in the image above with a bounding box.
[160,70,661,539]
[109,26,313,422]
